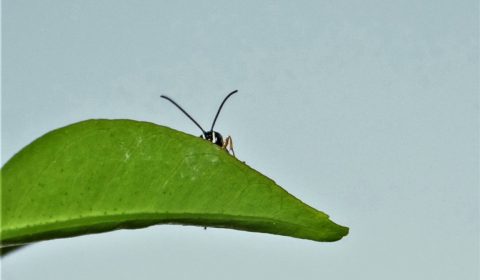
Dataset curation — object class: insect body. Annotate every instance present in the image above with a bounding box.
[160,90,238,156]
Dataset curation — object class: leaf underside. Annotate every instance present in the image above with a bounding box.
[1,119,348,248]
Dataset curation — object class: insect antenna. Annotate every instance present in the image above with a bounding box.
[160,95,207,135]
[210,90,238,132]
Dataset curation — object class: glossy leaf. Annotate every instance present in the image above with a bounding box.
[1,119,348,248]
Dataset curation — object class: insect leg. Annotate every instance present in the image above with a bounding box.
[223,136,235,157]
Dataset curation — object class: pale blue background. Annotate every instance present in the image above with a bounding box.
[2,1,479,279]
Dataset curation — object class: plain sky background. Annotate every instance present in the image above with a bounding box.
[1,1,479,279]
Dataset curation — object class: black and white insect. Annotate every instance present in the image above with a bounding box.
[160,90,238,156]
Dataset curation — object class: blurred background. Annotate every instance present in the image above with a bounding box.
[2,1,478,279]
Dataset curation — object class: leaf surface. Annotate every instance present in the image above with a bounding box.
[1,119,348,247]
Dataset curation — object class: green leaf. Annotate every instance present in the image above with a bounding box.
[1,119,348,248]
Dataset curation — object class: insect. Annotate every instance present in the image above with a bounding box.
[160,90,238,156]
